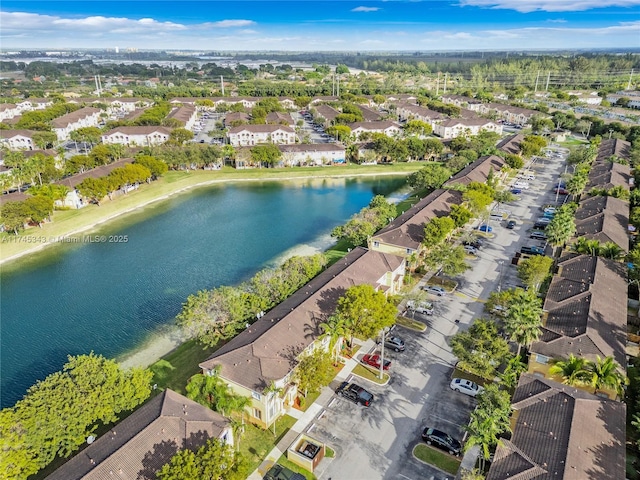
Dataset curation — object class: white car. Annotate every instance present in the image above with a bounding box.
[422,285,447,296]
[450,378,484,397]
[406,300,434,315]
[512,181,530,190]
[463,245,478,255]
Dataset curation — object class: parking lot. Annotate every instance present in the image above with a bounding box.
[305,148,570,479]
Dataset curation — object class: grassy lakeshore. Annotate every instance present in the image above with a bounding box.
[0,163,424,264]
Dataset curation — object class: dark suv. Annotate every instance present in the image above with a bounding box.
[336,381,374,406]
[263,464,306,480]
[421,427,462,456]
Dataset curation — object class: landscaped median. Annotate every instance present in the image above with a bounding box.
[412,443,461,476]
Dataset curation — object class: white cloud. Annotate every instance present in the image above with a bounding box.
[459,0,640,13]
[351,6,381,12]
[237,29,258,35]
[205,19,256,28]
[547,19,568,23]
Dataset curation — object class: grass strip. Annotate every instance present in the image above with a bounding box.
[413,444,461,475]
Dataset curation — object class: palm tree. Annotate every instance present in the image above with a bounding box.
[464,412,507,470]
[599,242,624,260]
[318,315,346,365]
[549,354,589,386]
[571,237,601,256]
[504,290,543,356]
[584,356,628,397]
[263,381,284,436]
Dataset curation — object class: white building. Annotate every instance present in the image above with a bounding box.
[348,121,402,140]
[606,90,640,109]
[0,130,36,151]
[51,107,102,141]
[278,143,346,166]
[0,104,20,122]
[396,104,446,127]
[433,118,502,139]
[166,105,197,131]
[227,124,296,147]
[101,126,172,146]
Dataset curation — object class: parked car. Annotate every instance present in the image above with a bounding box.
[530,231,548,240]
[336,381,374,406]
[406,300,434,315]
[477,224,493,233]
[543,207,557,214]
[509,188,522,195]
[421,427,462,456]
[533,222,548,231]
[463,237,484,249]
[512,181,530,189]
[383,335,405,352]
[450,378,484,397]
[422,285,447,296]
[361,354,391,370]
[536,217,552,225]
[506,220,517,229]
[520,174,535,181]
[542,211,555,219]
[521,245,545,255]
[554,188,569,195]
[264,464,306,480]
[463,245,478,255]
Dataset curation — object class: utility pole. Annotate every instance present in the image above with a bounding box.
[534,70,540,92]
[436,72,440,95]
[545,71,551,92]
[628,69,634,90]
[220,76,225,96]
[443,73,448,94]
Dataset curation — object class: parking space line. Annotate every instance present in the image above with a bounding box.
[427,414,465,427]
[398,474,415,480]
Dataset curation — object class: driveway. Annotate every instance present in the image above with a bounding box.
[306,151,569,479]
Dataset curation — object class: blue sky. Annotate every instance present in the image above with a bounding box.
[1,1,639,51]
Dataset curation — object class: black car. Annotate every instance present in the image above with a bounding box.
[263,464,306,480]
[463,238,484,249]
[530,231,548,240]
[506,220,517,229]
[421,427,462,456]
[336,381,374,406]
[533,222,548,231]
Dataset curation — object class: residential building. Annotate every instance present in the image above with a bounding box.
[497,133,524,155]
[440,94,482,110]
[0,103,20,121]
[396,104,446,127]
[278,97,296,109]
[166,106,197,131]
[444,155,507,187]
[606,90,640,109]
[313,105,340,125]
[224,112,251,127]
[198,247,405,428]
[574,196,629,252]
[528,253,627,399]
[45,389,233,480]
[101,126,172,147]
[278,143,346,166]
[0,129,37,151]
[51,107,101,141]
[348,121,402,140]
[16,98,53,112]
[596,138,631,163]
[587,162,632,191]
[310,96,339,105]
[487,374,626,480]
[266,111,294,126]
[227,124,296,147]
[567,91,603,105]
[369,189,463,258]
[482,103,540,125]
[433,118,502,139]
[358,105,383,122]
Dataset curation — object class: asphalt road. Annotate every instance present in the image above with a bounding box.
[307,147,570,480]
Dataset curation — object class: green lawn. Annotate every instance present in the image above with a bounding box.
[149,339,218,394]
[274,454,317,480]
[352,363,390,384]
[413,444,461,475]
[239,415,298,472]
[426,277,458,291]
[452,366,492,386]
[396,316,428,332]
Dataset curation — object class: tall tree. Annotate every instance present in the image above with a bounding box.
[584,355,628,397]
[336,284,397,343]
[450,319,511,379]
[516,256,553,291]
[549,354,589,386]
[504,288,543,356]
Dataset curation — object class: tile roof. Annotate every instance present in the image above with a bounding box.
[587,161,631,191]
[398,104,446,120]
[574,196,629,252]
[596,138,631,162]
[103,126,172,137]
[370,189,463,250]
[199,247,403,391]
[224,112,250,124]
[532,255,627,366]
[266,112,293,124]
[228,124,294,134]
[444,154,506,187]
[46,389,230,480]
[314,105,340,121]
[497,134,525,155]
[358,105,383,121]
[57,158,135,188]
[166,106,196,124]
[438,117,498,128]
[51,107,101,128]
[487,374,626,480]
[0,129,36,139]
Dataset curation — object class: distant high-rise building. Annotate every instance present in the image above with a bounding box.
[115,46,119,54]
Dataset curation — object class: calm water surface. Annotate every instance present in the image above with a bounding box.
[0,176,406,407]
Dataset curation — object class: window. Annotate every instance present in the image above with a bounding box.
[251,391,261,401]
[534,354,549,365]
[373,241,380,248]
[252,408,262,420]
[406,248,413,254]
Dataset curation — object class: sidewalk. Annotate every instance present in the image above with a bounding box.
[247,339,375,480]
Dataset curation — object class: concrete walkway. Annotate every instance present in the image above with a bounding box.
[247,339,376,480]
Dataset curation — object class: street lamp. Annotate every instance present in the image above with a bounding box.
[497,261,504,292]
[379,328,386,380]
